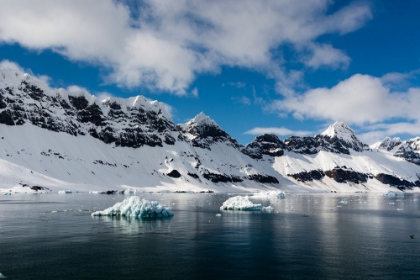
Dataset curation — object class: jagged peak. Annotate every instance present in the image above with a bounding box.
[185,112,217,127]
[0,66,172,121]
[320,121,356,140]
[371,136,402,151]
[253,133,282,144]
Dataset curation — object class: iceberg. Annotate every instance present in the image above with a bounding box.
[384,191,405,197]
[91,196,173,218]
[220,195,272,211]
[58,190,72,194]
[252,190,286,199]
[0,272,6,278]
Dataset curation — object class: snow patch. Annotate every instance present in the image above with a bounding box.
[91,196,174,218]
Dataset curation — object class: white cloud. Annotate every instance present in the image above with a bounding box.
[66,85,90,95]
[304,43,351,69]
[232,96,251,105]
[358,121,420,144]
[0,0,372,94]
[272,74,420,124]
[0,59,51,86]
[225,82,246,89]
[162,103,175,119]
[245,127,312,137]
[0,60,25,73]
[191,87,199,98]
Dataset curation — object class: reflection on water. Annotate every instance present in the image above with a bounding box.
[0,193,419,279]
[95,215,174,235]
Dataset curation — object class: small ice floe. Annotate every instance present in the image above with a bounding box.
[123,188,135,195]
[263,206,274,211]
[58,190,72,194]
[216,213,222,217]
[91,196,173,218]
[339,199,348,204]
[0,272,6,278]
[220,195,272,211]
[252,190,286,199]
[384,191,405,197]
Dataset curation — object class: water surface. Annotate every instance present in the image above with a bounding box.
[0,193,419,279]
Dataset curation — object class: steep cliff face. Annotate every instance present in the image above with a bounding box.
[178,112,241,150]
[0,69,178,149]
[373,136,420,166]
[242,134,285,159]
[283,122,369,155]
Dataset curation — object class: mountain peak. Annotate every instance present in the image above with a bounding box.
[371,137,402,151]
[321,121,355,139]
[318,121,366,153]
[187,112,216,127]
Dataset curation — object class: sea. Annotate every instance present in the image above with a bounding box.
[0,192,419,279]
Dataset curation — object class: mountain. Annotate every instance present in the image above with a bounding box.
[0,66,419,193]
[373,137,420,165]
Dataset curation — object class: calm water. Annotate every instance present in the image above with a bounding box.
[0,192,419,279]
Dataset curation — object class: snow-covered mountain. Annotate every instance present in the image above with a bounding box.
[0,66,419,193]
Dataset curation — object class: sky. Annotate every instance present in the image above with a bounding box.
[0,0,420,145]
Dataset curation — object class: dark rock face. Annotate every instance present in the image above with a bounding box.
[182,114,241,150]
[242,134,284,159]
[187,172,199,179]
[0,109,14,125]
[393,138,420,165]
[288,167,368,184]
[202,172,243,183]
[68,95,89,110]
[288,170,325,182]
[375,173,415,188]
[376,137,402,151]
[283,134,367,155]
[324,167,368,184]
[248,174,279,184]
[284,136,319,155]
[167,170,182,178]
[0,78,179,149]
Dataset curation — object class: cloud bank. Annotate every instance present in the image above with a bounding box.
[271,72,420,143]
[0,0,372,94]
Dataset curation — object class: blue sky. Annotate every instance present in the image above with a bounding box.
[1,0,420,145]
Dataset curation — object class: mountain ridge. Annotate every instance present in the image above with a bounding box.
[0,66,419,193]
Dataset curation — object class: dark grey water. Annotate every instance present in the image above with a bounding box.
[0,192,419,279]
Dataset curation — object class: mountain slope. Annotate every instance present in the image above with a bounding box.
[0,65,419,193]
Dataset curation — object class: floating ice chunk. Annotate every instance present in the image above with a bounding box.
[263,206,274,211]
[0,272,6,278]
[252,190,286,199]
[216,213,222,217]
[3,192,11,196]
[339,199,348,204]
[91,196,173,218]
[58,190,72,194]
[123,188,135,195]
[220,195,269,211]
[384,191,405,197]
